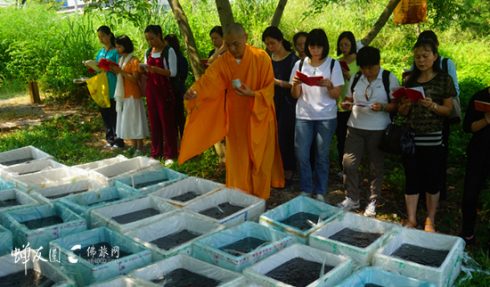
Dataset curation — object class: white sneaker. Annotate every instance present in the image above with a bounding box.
[337,197,360,211]
[315,194,325,202]
[363,200,377,217]
[164,159,174,166]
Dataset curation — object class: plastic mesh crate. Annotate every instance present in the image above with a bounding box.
[115,168,187,194]
[259,195,342,243]
[0,188,39,214]
[49,227,152,286]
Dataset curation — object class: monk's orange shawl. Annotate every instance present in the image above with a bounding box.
[178,45,284,199]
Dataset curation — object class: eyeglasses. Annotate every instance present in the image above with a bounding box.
[364,83,373,102]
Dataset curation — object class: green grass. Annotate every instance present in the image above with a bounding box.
[0,78,27,100]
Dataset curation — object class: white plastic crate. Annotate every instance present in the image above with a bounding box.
[0,188,39,213]
[92,156,161,180]
[124,209,224,260]
[114,168,187,194]
[0,249,75,286]
[129,254,244,286]
[183,188,265,227]
[193,221,295,272]
[373,228,465,287]
[74,155,128,171]
[259,195,342,243]
[149,176,223,207]
[336,266,436,287]
[90,196,176,232]
[0,146,53,168]
[0,158,65,178]
[244,243,353,287]
[309,212,398,265]
[88,276,155,287]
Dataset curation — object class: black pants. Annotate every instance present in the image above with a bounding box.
[439,119,450,199]
[403,145,444,195]
[100,99,124,147]
[461,151,490,237]
[336,111,351,169]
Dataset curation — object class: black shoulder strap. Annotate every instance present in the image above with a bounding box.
[382,69,391,103]
[442,57,449,73]
[299,59,304,72]
[350,71,362,94]
[330,59,335,73]
[145,48,151,61]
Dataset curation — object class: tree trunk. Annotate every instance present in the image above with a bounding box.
[28,81,41,104]
[270,0,288,27]
[361,0,402,46]
[215,0,234,34]
[167,0,204,78]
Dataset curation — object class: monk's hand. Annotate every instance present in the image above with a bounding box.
[235,84,255,97]
[184,89,197,100]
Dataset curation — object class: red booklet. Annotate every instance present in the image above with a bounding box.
[474,100,490,112]
[392,86,425,102]
[339,60,350,71]
[296,71,323,86]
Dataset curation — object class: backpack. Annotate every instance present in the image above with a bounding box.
[441,57,462,123]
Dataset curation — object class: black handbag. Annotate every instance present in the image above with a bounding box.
[379,123,416,155]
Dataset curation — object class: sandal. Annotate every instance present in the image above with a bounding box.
[403,220,417,228]
[424,217,436,233]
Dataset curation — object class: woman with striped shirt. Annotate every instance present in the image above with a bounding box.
[398,38,455,232]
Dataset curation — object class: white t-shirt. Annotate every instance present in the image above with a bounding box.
[289,57,344,120]
[346,68,400,130]
[145,47,177,77]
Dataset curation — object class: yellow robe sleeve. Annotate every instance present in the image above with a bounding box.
[178,59,228,164]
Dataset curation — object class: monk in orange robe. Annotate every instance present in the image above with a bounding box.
[178,23,284,199]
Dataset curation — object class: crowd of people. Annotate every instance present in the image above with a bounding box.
[87,24,488,246]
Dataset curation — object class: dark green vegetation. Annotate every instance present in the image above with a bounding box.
[0,0,488,285]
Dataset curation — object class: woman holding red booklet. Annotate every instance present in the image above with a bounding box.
[398,38,455,232]
[460,87,490,246]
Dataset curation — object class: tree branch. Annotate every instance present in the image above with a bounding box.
[361,0,402,46]
[271,0,288,27]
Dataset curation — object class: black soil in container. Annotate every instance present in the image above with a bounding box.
[133,178,167,189]
[265,257,333,287]
[391,243,449,267]
[365,284,384,287]
[199,202,244,219]
[73,242,131,265]
[0,198,20,208]
[280,212,320,230]
[18,169,43,176]
[0,269,54,287]
[21,215,64,229]
[111,208,160,224]
[151,268,219,287]
[86,196,121,207]
[329,228,383,248]
[46,189,88,200]
[170,191,199,202]
[150,229,201,250]
[1,157,34,166]
[220,237,268,256]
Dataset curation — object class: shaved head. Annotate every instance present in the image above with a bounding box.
[225,23,246,37]
[224,23,248,59]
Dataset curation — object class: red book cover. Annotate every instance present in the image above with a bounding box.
[339,60,350,71]
[296,70,323,86]
[98,59,118,72]
[392,86,425,102]
[474,100,490,112]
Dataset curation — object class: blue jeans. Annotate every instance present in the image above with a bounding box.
[295,118,337,194]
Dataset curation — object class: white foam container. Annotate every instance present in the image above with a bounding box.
[90,195,176,232]
[149,176,223,207]
[91,156,161,180]
[0,188,39,214]
[129,254,244,286]
[74,155,128,171]
[0,158,65,178]
[0,146,53,169]
[124,209,224,260]
[88,276,155,287]
[309,212,398,265]
[114,168,187,194]
[373,227,465,287]
[183,188,265,227]
[244,243,353,287]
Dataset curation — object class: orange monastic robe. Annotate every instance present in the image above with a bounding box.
[178,45,284,199]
